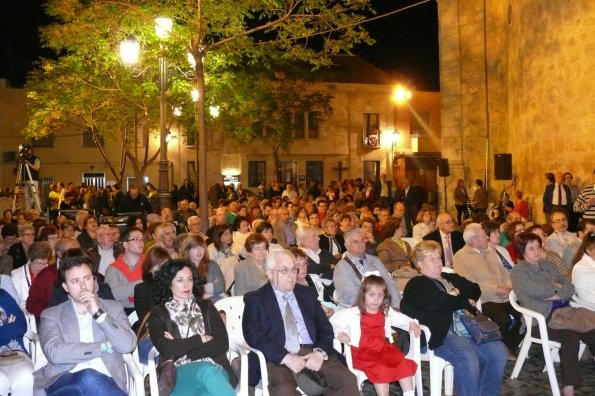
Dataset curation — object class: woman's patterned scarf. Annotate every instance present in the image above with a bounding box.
[165,295,205,338]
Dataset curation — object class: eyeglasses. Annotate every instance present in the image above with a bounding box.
[276,267,298,275]
[127,237,145,243]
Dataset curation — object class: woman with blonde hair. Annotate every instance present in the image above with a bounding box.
[412,208,436,242]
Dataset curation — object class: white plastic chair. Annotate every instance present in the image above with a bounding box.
[23,329,40,366]
[333,327,423,396]
[123,353,145,396]
[419,325,454,396]
[146,346,160,396]
[508,290,585,396]
[215,296,269,396]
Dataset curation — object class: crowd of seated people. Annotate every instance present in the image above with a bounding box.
[0,171,594,395]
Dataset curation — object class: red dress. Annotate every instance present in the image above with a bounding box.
[351,311,417,383]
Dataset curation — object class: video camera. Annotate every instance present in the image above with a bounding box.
[17,144,31,161]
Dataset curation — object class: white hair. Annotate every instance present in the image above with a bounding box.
[296,225,316,247]
[265,249,295,271]
[462,223,483,244]
[343,227,363,244]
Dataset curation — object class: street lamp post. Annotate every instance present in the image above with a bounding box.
[155,17,173,210]
[120,17,173,210]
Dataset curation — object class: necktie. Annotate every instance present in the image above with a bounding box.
[444,236,453,268]
[283,296,300,354]
[495,249,513,271]
[557,185,562,205]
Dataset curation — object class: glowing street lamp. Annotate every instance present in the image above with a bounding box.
[120,17,173,210]
[392,84,412,105]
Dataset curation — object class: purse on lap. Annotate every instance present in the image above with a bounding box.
[454,309,502,345]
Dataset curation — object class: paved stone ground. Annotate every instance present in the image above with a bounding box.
[420,344,595,396]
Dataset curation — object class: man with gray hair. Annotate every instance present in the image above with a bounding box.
[243,249,359,396]
[453,223,522,355]
[187,215,208,240]
[297,226,336,279]
[88,225,121,275]
[333,228,401,308]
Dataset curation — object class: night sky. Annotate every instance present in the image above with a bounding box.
[0,0,439,90]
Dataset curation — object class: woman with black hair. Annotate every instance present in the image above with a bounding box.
[148,259,237,395]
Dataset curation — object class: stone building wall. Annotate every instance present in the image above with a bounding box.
[438,0,595,223]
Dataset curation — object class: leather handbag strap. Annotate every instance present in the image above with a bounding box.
[135,310,152,343]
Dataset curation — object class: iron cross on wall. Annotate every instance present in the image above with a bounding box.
[332,161,348,180]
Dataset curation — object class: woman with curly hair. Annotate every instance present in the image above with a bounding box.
[148,259,237,395]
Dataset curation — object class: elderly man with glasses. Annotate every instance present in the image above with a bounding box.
[546,210,580,257]
[243,249,359,396]
[422,212,466,268]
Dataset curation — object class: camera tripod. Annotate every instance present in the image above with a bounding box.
[12,157,42,213]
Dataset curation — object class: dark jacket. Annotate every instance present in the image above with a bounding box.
[7,242,28,270]
[134,281,158,324]
[149,299,238,388]
[77,230,97,250]
[423,229,466,266]
[401,273,480,349]
[319,234,346,256]
[306,250,337,280]
[117,193,152,215]
[542,183,572,214]
[243,283,336,366]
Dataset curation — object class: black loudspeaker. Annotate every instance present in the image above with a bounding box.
[438,158,450,177]
[494,153,512,180]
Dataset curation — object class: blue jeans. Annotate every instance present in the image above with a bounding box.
[434,334,507,396]
[46,368,127,396]
[172,361,235,396]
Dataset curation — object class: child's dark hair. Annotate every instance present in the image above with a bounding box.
[355,274,391,315]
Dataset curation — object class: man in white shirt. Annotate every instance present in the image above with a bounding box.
[546,211,580,257]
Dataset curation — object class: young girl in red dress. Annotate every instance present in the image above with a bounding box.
[330,274,420,396]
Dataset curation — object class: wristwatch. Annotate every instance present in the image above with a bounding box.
[313,347,328,361]
[92,308,106,320]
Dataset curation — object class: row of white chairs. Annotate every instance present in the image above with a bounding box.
[212,296,455,396]
[122,289,581,396]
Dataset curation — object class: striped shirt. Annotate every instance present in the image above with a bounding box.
[573,184,595,220]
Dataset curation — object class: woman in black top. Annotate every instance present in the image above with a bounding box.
[148,259,237,395]
[401,240,507,396]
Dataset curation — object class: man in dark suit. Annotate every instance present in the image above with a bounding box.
[396,179,425,237]
[423,212,465,268]
[318,217,346,260]
[543,171,573,221]
[243,250,359,396]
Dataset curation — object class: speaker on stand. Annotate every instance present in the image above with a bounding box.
[438,158,450,212]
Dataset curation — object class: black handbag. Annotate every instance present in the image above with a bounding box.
[458,309,502,345]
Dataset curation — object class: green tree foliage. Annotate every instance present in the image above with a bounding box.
[212,61,334,180]
[25,0,374,222]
